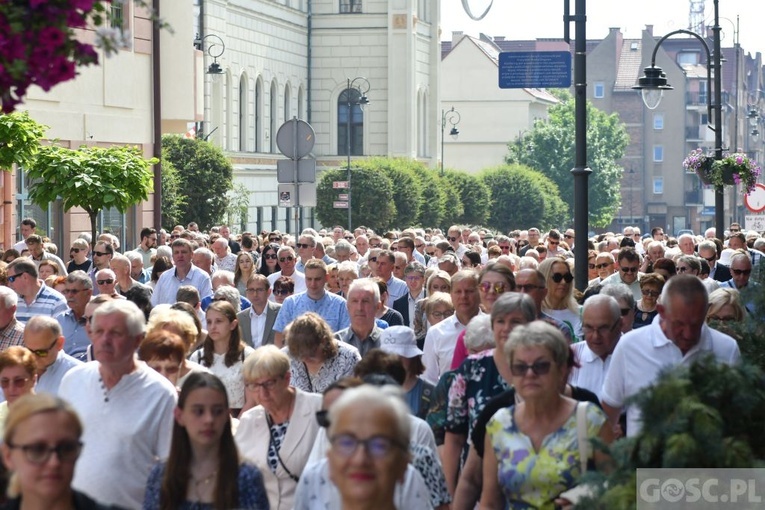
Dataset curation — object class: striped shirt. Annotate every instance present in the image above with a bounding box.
[16,284,68,323]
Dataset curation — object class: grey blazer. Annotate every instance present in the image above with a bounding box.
[237,301,281,347]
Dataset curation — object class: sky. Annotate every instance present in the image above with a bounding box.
[441,0,765,57]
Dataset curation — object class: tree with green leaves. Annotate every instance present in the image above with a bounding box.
[358,157,422,228]
[441,170,490,226]
[412,166,446,228]
[316,166,395,232]
[161,135,233,231]
[160,158,186,229]
[506,90,629,227]
[27,145,156,244]
[0,111,46,170]
[480,164,567,231]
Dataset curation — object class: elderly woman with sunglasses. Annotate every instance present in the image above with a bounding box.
[480,321,613,510]
[442,293,536,495]
[235,345,322,510]
[538,257,582,341]
[633,273,665,329]
[0,347,38,428]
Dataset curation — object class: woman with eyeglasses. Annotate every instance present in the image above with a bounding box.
[235,345,322,510]
[706,287,746,325]
[0,394,113,510]
[190,301,254,417]
[0,347,38,428]
[539,257,582,341]
[416,291,453,350]
[326,385,412,510]
[412,271,452,345]
[442,294,535,495]
[272,276,294,305]
[67,239,92,274]
[587,250,599,281]
[257,243,282,277]
[479,321,613,510]
[633,273,665,329]
[143,373,269,510]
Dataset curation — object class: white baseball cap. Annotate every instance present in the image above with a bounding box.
[379,326,422,358]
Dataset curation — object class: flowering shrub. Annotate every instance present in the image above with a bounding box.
[0,0,127,113]
[683,148,762,194]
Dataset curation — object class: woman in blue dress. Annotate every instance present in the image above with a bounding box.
[143,373,269,510]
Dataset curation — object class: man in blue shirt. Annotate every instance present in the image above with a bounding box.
[273,258,350,346]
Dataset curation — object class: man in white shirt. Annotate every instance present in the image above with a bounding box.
[569,295,621,398]
[601,275,740,437]
[23,316,82,395]
[267,245,306,299]
[238,274,281,348]
[601,247,643,301]
[59,300,177,508]
[152,239,213,306]
[422,270,481,384]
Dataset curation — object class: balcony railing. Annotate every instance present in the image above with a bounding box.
[685,92,708,106]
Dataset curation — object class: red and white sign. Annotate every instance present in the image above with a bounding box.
[744,183,765,213]
[332,181,349,189]
[333,201,349,209]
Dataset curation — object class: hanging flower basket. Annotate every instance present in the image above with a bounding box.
[683,149,762,194]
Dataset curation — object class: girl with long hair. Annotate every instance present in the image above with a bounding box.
[234,252,256,296]
[143,373,269,510]
[257,243,281,277]
[190,301,254,416]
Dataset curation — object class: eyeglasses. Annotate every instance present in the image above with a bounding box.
[70,248,82,253]
[6,441,83,465]
[6,273,22,283]
[702,256,717,263]
[406,275,423,282]
[564,234,574,240]
[296,243,313,249]
[730,229,741,233]
[263,253,277,260]
[620,266,639,273]
[246,287,268,294]
[510,360,552,377]
[26,337,58,358]
[620,308,632,317]
[582,320,620,337]
[273,289,291,296]
[170,234,181,239]
[429,310,454,319]
[588,263,596,270]
[480,281,508,294]
[245,378,280,392]
[370,243,382,248]
[0,377,30,389]
[516,284,543,292]
[732,268,752,276]
[641,289,660,297]
[329,433,406,460]
[708,314,737,322]
[315,410,330,428]
[415,244,424,249]
[97,279,114,285]
[500,245,511,251]
[447,236,459,242]
[345,236,354,240]
[93,251,110,257]
[677,266,690,273]
[278,256,294,263]
[368,256,378,263]
[551,272,573,283]
[595,263,612,269]
[548,240,560,246]
[63,288,88,295]
[82,315,92,324]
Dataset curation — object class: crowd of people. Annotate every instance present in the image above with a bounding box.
[0,216,758,509]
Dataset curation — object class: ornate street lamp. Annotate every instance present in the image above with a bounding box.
[632,0,724,238]
[195,34,226,75]
[344,77,370,231]
[440,107,460,175]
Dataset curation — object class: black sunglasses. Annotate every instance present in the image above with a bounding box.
[551,272,573,283]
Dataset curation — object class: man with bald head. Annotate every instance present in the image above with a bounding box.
[24,316,82,395]
[212,237,237,272]
[570,295,621,399]
[678,234,696,256]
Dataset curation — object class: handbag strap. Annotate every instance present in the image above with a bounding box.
[576,401,590,473]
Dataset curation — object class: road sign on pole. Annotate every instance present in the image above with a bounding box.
[333,201,349,209]
[277,159,316,183]
[278,183,317,207]
[333,181,349,189]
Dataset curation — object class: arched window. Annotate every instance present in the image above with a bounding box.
[297,86,304,120]
[254,77,263,152]
[338,88,364,155]
[284,83,291,122]
[239,74,247,152]
[270,81,278,153]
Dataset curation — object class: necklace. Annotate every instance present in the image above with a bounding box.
[192,470,217,502]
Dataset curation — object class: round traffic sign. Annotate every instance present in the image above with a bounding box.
[744,183,765,213]
[276,118,315,159]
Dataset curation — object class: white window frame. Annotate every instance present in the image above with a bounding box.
[594,82,605,99]
[653,145,664,162]
[653,177,664,195]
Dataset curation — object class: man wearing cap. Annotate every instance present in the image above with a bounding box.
[380,325,434,419]
[438,252,460,277]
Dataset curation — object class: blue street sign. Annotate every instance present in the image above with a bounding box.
[498,51,572,89]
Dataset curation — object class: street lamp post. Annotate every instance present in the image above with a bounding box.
[633,0,724,238]
[440,107,460,175]
[345,77,370,231]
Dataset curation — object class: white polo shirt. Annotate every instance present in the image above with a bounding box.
[569,341,612,399]
[601,316,740,436]
[422,312,484,385]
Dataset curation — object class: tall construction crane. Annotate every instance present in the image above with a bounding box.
[689,0,706,34]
